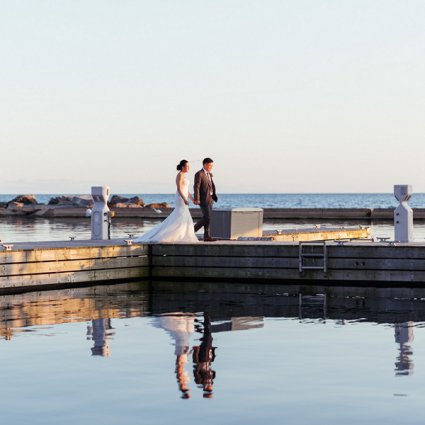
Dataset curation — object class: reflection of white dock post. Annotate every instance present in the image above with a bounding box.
[91,186,111,240]
[394,185,413,242]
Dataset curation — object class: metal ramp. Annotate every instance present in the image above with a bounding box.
[298,242,327,273]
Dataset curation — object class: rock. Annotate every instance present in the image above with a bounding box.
[48,195,93,207]
[7,201,24,210]
[145,202,170,209]
[109,195,145,208]
[128,196,145,207]
[8,195,38,205]
[71,195,93,208]
[0,202,6,208]
[48,196,73,205]
[109,195,129,205]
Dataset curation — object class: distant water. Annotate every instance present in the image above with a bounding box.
[2,193,425,209]
[1,193,425,242]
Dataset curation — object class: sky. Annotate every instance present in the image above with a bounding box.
[1,0,424,194]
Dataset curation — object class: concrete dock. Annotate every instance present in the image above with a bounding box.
[1,238,425,293]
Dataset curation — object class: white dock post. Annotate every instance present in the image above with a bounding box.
[91,186,111,240]
[394,185,413,243]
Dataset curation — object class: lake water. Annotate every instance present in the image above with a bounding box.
[0,281,425,425]
[2,193,425,242]
[1,194,425,423]
[2,215,425,243]
[2,192,425,209]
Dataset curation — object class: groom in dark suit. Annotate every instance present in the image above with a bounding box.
[193,157,218,242]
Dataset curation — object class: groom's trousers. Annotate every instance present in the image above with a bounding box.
[194,203,213,238]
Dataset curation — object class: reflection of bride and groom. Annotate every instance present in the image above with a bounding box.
[134,157,218,243]
[152,312,216,399]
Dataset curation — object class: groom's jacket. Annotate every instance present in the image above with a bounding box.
[194,169,218,206]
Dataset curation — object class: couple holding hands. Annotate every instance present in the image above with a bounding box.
[134,157,218,243]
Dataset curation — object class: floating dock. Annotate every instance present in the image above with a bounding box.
[1,237,425,293]
[150,241,425,284]
[0,240,149,292]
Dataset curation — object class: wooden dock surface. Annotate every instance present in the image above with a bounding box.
[150,241,425,285]
[257,226,370,241]
[1,238,425,293]
[0,239,149,292]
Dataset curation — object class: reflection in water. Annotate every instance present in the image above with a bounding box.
[87,319,115,357]
[152,313,195,356]
[192,313,216,398]
[152,313,195,399]
[0,284,149,341]
[394,322,414,376]
[1,281,425,399]
[298,293,327,321]
[176,348,191,399]
[152,311,262,398]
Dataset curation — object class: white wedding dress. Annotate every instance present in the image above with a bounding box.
[134,177,199,243]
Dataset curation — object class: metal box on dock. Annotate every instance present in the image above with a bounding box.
[211,208,263,239]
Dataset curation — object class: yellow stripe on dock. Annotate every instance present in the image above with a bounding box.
[249,226,371,242]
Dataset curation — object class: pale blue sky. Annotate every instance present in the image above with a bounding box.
[1,0,424,193]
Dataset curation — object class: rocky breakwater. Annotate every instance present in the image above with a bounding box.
[0,194,171,218]
[0,195,46,216]
[0,194,95,218]
[108,195,172,218]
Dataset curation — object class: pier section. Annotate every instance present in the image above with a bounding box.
[151,241,425,285]
[2,240,425,293]
[0,240,149,293]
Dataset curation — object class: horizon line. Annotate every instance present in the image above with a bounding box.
[0,192,421,196]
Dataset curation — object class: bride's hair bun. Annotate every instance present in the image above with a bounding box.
[177,159,188,171]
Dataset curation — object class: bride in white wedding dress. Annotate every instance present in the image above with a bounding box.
[134,160,199,243]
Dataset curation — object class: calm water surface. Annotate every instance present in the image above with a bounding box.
[2,193,425,209]
[1,193,424,423]
[0,281,425,424]
[2,216,425,242]
[2,192,425,242]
